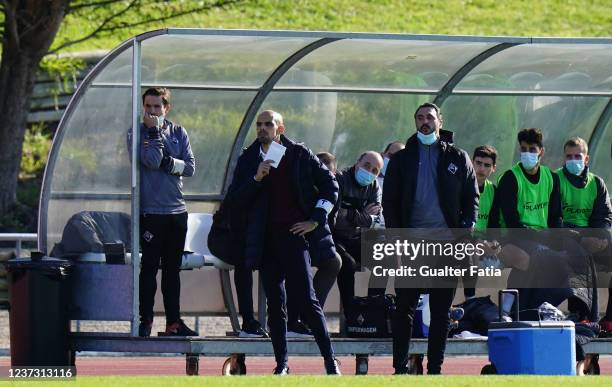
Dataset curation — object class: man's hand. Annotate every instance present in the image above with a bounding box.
[480,240,501,257]
[144,112,159,129]
[160,154,174,173]
[290,220,319,236]
[147,126,161,140]
[255,159,274,181]
[581,237,608,254]
[365,202,382,216]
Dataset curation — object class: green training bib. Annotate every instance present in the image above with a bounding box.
[475,179,495,233]
[556,168,596,227]
[509,163,553,229]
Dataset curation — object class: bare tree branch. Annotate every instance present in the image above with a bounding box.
[67,0,125,13]
[48,0,140,54]
[48,0,245,54]
[94,0,245,32]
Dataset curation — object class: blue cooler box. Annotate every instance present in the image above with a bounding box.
[487,320,576,375]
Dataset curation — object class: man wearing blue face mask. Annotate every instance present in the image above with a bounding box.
[556,137,612,340]
[379,142,406,185]
[383,102,478,375]
[334,151,384,322]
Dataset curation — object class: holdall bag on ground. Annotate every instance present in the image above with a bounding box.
[345,294,395,338]
[207,203,245,266]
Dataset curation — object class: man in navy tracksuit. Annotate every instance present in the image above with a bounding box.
[225,110,341,375]
[129,87,197,337]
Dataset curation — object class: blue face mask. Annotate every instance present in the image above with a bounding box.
[355,167,377,186]
[566,159,585,176]
[417,131,438,146]
[520,152,539,170]
[381,157,390,176]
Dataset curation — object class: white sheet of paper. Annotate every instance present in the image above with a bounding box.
[264,141,286,168]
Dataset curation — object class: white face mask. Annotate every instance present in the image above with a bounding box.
[156,115,165,127]
[565,159,585,176]
[417,131,438,145]
[520,152,539,170]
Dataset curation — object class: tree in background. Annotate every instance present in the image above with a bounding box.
[0,0,243,215]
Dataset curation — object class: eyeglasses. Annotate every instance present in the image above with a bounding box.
[256,121,275,128]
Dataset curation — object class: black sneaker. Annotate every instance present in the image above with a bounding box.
[324,358,341,375]
[393,367,409,375]
[165,319,198,336]
[138,321,152,338]
[287,320,313,338]
[239,319,269,338]
[273,365,290,375]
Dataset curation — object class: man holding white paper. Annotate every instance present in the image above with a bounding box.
[225,110,341,375]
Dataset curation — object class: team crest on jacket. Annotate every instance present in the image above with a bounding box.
[447,163,458,174]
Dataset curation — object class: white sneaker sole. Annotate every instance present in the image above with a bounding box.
[239,331,267,338]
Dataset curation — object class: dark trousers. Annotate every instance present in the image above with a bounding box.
[234,267,255,322]
[393,286,457,374]
[287,253,342,325]
[337,238,384,317]
[607,277,612,320]
[261,230,334,366]
[139,212,187,325]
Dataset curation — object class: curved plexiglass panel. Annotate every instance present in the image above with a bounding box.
[46,84,133,252]
[454,44,612,93]
[92,44,134,84]
[245,91,433,167]
[590,111,612,184]
[275,39,494,91]
[165,89,257,194]
[442,94,608,181]
[140,35,317,87]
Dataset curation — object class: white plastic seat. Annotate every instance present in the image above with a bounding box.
[185,213,234,270]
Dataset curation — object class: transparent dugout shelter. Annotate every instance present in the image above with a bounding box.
[39,29,612,335]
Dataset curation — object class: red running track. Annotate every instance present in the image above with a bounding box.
[1,356,610,376]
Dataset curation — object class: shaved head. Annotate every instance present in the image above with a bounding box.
[356,151,384,176]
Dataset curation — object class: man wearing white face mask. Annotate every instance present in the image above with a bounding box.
[383,102,478,375]
[495,128,562,321]
[128,87,196,337]
[497,128,562,230]
[334,151,384,321]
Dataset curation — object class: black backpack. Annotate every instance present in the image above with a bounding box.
[207,203,245,266]
[345,294,396,338]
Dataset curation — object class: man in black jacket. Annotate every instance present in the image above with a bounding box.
[383,102,478,375]
[334,151,384,319]
[225,110,340,375]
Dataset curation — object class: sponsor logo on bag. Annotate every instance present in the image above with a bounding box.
[357,314,365,325]
[347,326,378,333]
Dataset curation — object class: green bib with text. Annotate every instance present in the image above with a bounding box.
[475,179,495,233]
[511,163,553,229]
[556,168,596,227]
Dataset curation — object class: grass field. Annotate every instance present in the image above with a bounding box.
[6,375,612,387]
[55,0,612,53]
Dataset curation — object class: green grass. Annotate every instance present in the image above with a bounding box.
[54,0,612,53]
[8,375,612,387]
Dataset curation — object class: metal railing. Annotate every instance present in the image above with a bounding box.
[0,233,38,258]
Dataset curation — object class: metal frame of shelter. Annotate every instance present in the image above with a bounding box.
[37,29,612,374]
